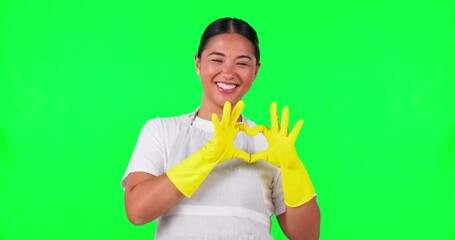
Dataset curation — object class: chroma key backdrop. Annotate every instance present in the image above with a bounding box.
[1,0,454,239]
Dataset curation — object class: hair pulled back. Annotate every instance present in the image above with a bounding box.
[197,17,260,64]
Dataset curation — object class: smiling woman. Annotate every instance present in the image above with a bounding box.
[121,17,320,239]
[196,31,260,120]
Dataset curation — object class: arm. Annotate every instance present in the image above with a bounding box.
[277,197,321,240]
[124,172,184,225]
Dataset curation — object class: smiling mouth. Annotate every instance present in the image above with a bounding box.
[216,82,239,91]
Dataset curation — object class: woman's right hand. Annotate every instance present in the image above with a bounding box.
[202,100,251,163]
[166,100,250,198]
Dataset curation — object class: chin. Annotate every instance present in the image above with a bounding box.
[218,97,241,106]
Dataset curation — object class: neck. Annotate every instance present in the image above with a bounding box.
[197,100,222,121]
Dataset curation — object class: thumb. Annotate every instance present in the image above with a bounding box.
[233,149,251,163]
[250,151,268,163]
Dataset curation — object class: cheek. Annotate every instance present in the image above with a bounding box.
[201,65,219,78]
[200,68,219,89]
[240,69,257,83]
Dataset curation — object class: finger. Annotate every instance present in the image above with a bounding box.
[236,123,247,132]
[233,149,251,163]
[236,123,252,135]
[221,101,231,128]
[230,100,244,127]
[251,152,281,168]
[212,113,221,132]
[240,124,266,136]
[261,126,272,138]
[250,125,266,135]
[280,106,289,136]
[250,152,269,164]
[289,119,304,141]
[232,123,241,134]
[254,152,281,167]
[270,102,279,132]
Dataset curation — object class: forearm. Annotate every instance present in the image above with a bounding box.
[278,197,321,240]
[125,173,184,225]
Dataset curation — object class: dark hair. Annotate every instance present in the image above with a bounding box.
[197,17,260,64]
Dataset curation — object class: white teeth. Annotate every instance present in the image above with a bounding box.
[216,82,236,90]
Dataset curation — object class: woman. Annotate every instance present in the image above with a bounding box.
[122,17,320,239]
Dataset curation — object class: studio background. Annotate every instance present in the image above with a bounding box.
[1,0,454,239]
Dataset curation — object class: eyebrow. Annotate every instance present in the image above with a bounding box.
[208,51,253,60]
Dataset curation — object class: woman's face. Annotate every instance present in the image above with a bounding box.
[196,33,260,110]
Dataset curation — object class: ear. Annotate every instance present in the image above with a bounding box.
[254,61,261,78]
[195,54,201,76]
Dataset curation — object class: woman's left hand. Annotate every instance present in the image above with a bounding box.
[240,102,315,207]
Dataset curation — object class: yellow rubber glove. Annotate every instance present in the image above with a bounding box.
[167,101,250,198]
[250,102,315,207]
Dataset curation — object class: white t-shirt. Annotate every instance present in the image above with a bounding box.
[121,112,286,217]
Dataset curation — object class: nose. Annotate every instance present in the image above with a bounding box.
[222,62,235,79]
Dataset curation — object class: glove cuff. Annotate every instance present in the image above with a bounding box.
[282,161,315,207]
[167,149,217,198]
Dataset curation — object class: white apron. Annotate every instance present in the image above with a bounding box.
[155,111,273,239]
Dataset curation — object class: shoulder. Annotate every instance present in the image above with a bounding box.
[140,113,193,145]
[144,113,191,131]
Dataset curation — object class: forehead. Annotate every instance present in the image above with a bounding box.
[203,33,255,56]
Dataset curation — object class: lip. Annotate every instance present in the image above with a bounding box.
[215,81,239,93]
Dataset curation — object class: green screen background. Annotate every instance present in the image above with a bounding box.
[1,0,454,239]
